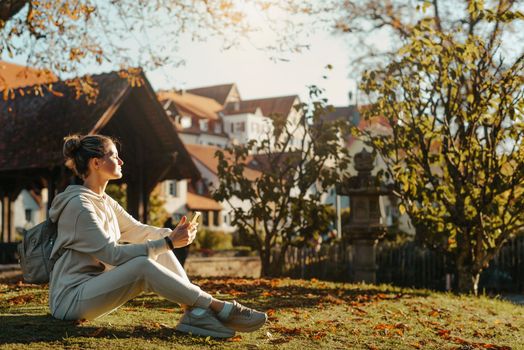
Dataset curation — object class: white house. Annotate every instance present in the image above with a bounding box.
[157,90,230,148]
[221,107,273,147]
[6,189,46,241]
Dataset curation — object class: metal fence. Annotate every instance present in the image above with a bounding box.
[278,235,524,293]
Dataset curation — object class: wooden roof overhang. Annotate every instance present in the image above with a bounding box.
[0,70,200,225]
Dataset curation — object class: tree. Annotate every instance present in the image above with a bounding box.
[213,87,351,277]
[271,0,524,78]
[357,2,524,294]
[0,0,306,97]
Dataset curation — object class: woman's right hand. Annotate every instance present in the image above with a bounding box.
[168,216,197,248]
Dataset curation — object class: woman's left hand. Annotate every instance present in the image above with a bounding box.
[168,216,197,248]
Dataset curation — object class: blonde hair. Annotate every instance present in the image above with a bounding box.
[63,134,116,178]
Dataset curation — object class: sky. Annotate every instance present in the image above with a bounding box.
[1,2,357,108]
[147,30,356,107]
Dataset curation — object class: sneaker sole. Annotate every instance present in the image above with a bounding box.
[225,314,268,332]
[175,324,235,338]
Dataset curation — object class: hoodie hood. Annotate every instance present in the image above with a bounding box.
[49,185,106,223]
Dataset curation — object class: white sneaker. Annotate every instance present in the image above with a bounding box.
[175,308,235,338]
[219,301,267,332]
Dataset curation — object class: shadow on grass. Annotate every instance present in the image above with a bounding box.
[0,314,219,345]
[195,277,432,311]
[0,275,433,345]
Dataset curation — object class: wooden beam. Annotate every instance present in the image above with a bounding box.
[0,183,18,243]
[144,152,178,194]
[6,195,13,243]
[46,167,59,217]
[89,86,131,135]
[126,137,145,221]
[1,191,6,243]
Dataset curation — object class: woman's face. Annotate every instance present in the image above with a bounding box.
[96,142,124,180]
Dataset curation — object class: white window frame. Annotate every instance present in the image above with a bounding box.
[199,119,209,132]
[169,181,178,197]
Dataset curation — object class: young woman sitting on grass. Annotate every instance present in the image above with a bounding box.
[47,134,267,338]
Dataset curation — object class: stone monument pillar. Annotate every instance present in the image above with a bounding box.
[338,148,389,283]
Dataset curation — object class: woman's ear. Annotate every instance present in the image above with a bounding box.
[89,157,100,170]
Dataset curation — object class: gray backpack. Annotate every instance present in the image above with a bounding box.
[17,218,60,284]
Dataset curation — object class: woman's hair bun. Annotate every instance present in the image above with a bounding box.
[63,134,82,161]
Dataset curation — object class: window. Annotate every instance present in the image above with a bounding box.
[196,181,205,195]
[203,211,209,226]
[169,181,177,197]
[25,209,32,223]
[214,123,222,134]
[235,122,245,132]
[213,210,220,226]
[230,123,234,133]
[181,116,192,128]
[386,206,393,226]
[199,119,208,132]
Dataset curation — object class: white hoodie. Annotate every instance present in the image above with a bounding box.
[48,185,171,315]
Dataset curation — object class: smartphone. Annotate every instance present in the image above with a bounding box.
[190,211,201,224]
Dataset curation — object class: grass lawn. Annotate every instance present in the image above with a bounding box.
[1,276,523,350]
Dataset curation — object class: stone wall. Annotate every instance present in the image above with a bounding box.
[184,256,261,278]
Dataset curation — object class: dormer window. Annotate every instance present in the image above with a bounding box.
[196,181,205,195]
[199,119,209,132]
[181,116,192,128]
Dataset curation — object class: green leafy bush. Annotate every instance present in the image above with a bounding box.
[193,229,233,250]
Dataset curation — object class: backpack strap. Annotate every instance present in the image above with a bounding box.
[48,195,81,271]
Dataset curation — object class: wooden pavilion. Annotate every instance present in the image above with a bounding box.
[0,70,200,262]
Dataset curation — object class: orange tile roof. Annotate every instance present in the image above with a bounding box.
[0,61,57,90]
[224,95,299,118]
[158,90,223,120]
[186,83,238,105]
[222,105,261,116]
[185,143,262,181]
[186,192,223,211]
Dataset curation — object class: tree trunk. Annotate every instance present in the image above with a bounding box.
[456,258,481,295]
[259,244,288,278]
[268,244,288,277]
[259,248,271,278]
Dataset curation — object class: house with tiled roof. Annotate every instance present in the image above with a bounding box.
[222,95,303,148]
[157,90,230,147]
[159,83,304,150]
[156,84,310,235]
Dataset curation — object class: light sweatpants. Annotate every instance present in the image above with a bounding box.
[53,251,213,320]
